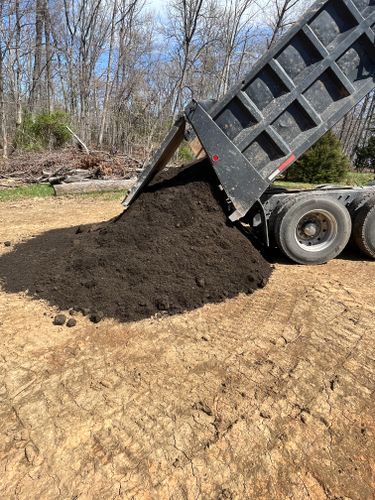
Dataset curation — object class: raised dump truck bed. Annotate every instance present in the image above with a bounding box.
[125,0,375,264]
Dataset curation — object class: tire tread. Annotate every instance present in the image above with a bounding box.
[352,197,375,258]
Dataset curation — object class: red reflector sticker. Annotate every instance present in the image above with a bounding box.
[278,154,296,172]
[212,155,219,162]
[268,154,296,181]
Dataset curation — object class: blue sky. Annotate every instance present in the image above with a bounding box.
[145,0,271,24]
[147,0,166,12]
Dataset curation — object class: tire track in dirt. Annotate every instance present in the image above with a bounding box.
[0,198,374,498]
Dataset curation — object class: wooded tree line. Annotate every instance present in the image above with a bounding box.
[337,91,375,165]
[0,0,373,166]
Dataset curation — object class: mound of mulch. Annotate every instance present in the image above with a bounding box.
[0,161,272,322]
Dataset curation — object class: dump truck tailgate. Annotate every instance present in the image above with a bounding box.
[124,0,375,219]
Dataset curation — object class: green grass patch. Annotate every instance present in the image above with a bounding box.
[276,171,374,190]
[0,184,127,202]
[274,181,316,189]
[0,184,54,201]
[344,171,374,186]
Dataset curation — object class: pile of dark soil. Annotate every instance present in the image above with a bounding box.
[0,161,272,322]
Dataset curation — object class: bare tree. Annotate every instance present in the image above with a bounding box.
[267,0,306,48]
[218,0,259,97]
[14,0,23,130]
[30,0,44,110]
[167,0,206,116]
[98,0,118,147]
[2,0,364,161]
[0,2,7,159]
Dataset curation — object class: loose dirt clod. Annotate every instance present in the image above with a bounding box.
[53,314,66,326]
[66,318,77,328]
[90,312,103,324]
[0,162,272,322]
[3,241,11,247]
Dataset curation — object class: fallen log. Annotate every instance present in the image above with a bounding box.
[53,179,136,196]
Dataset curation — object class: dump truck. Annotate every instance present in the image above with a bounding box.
[124,0,375,265]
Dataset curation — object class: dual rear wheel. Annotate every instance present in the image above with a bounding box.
[351,196,375,259]
[272,194,375,264]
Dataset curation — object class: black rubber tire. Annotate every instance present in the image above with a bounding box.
[348,193,373,214]
[352,197,375,258]
[272,195,352,265]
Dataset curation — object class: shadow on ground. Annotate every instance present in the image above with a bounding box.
[0,164,272,323]
[262,243,372,265]
[0,221,270,323]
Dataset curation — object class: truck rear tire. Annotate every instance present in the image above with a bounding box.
[272,195,352,265]
[351,197,375,258]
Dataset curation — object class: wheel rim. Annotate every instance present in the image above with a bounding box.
[295,209,338,252]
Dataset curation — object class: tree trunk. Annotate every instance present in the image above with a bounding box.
[98,0,117,147]
[44,0,54,113]
[0,3,7,159]
[30,0,44,112]
[53,179,136,196]
[15,0,23,130]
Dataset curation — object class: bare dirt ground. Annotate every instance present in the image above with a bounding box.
[0,197,374,499]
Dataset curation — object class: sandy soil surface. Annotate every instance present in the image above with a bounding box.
[0,197,374,499]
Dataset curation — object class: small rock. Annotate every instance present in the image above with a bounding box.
[300,413,308,424]
[25,444,38,464]
[66,318,77,328]
[53,314,66,326]
[258,278,268,289]
[193,401,213,416]
[4,241,11,247]
[79,307,90,316]
[90,311,103,324]
[75,226,84,234]
[21,429,30,441]
[260,411,271,419]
